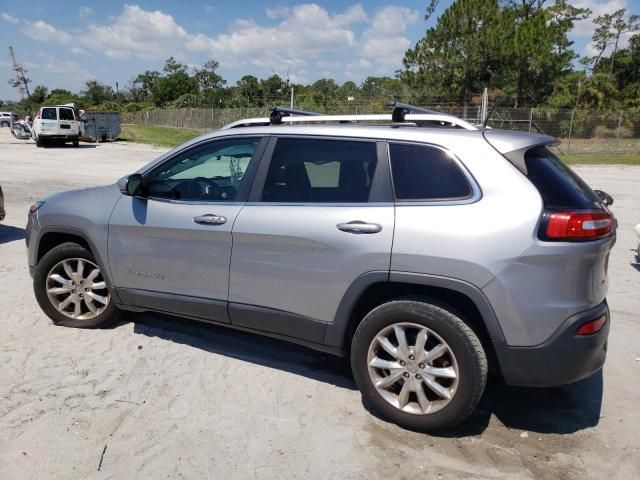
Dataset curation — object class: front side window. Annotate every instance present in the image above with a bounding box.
[42,108,57,120]
[145,137,260,202]
[261,138,377,203]
[389,143,472,201]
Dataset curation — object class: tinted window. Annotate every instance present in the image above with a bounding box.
[262,138,377,203]
[146,138,260,202]
[42,108,57,120]
[524,147,600,209]
[389,143,472,200]
[59,108,74,121]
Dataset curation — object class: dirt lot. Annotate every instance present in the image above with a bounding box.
[1,129,639,479]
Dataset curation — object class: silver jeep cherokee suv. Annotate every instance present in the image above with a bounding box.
[26,105,615,431]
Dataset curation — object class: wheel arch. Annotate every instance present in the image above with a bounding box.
[325,272,505,368]
[35,227,119,302]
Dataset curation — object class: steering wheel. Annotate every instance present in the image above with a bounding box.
[184,177,221,200]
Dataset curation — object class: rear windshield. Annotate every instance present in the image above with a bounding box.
[59,108,75,121]
[42,108,57,120]
[524,147,601,209]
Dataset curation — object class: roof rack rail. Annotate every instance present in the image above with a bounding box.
[387,102,442,122]
[220,105,479,131]
[269,106,321,124]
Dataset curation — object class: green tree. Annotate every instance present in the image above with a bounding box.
[402,0,509,106]
[82,80,114,106]
[30,85,48,104]
[236,75,263,106]
[193,60,226,91]
[151,57,197,106]
[133,70,161,101]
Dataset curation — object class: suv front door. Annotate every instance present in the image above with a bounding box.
[108,136,266,322]
[228,136,394,343]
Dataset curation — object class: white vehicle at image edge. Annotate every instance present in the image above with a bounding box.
[32,105,80,147]
[0,111,19,127]
[635,224,640,256]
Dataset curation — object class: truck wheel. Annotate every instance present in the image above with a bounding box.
[351,299,487,432]
[33,242,121,328]
[36,137,43,147]
[73,140,79,147]
[0,121,9,128]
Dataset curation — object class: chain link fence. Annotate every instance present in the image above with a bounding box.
[121,105,640,155]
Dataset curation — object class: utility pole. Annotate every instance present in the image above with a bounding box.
[8,46,31,99]
[290,86,294,109]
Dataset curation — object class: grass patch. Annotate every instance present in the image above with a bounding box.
[120,124,202,148]
[560,154,640,165]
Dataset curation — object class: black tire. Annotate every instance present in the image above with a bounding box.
[0,121,9,128]
[351,299,487,432]
[72,140,79,147]
[36,137,43,147]
[33,242,120,328]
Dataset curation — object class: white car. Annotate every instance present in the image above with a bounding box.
[635,224,640,257]
[0,111,18,128]
[32,105,80,147]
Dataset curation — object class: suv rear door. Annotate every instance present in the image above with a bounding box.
[57,107,79,136]
[227,136,394,344]
[37,107,58,136]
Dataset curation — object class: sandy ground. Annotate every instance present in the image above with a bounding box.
[1,128,639,480]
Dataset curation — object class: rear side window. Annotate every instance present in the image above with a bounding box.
[42,108,57,120]
[261,138,377,203]
[524,147,601,209]
[59,108,74,121]
[389,143,472,201]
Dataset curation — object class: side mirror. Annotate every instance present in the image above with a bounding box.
[594,189,614,206]
[119,173,145,197]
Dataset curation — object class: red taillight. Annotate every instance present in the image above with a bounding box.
[546,211,613,240]
[576,315,607,335]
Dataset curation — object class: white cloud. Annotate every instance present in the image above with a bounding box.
[571,0,629,36]
[79,6,93,20]
[569,0,639,56]
[7,3,421,87]
[84,5,192,59]
[21,20,73,45]
[266,6,289,19]
[1,12,19,23]
[360,6,419,70]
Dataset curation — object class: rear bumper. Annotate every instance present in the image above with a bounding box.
[495,301,609,387]
[38,134,79,141]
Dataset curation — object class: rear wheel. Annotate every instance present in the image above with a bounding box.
[72,140,79,147]
[33,242,120,328]
[351,299,487,432]
[0,121,9,128]
[36,136,43,147]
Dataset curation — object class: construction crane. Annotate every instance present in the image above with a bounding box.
[8,46,31,100]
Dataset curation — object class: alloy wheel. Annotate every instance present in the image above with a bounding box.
[46,258,110,320]
[367,322,459,415]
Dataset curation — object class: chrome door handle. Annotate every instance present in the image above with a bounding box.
[193,214,227,225]
[336,221,382,234]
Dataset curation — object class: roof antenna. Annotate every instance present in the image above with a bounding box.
[482,93,501,129]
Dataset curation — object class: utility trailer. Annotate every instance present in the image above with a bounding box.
[80,111,121,142]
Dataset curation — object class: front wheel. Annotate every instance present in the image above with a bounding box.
[33,242,120,328]
[351,299,487,432]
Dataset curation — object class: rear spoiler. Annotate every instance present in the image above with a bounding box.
[483,130,556,174]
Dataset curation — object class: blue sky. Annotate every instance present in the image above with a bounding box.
[0,0,634,101]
